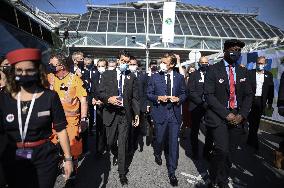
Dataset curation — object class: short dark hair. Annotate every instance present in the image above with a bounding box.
[0,56,5,65]
[118,50,131,59]
[150,60,158,66]
[223,39,245,51]
[97,58,108,67]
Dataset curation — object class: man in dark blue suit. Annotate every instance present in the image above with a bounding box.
[147,53,187,186]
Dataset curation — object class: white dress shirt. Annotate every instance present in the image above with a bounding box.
[165,70,174,96]
[255,71,264,96]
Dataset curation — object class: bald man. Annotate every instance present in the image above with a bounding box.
[187,57,213,160]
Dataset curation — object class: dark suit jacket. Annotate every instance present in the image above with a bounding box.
[248,69,274,108]
[99,70,140,126]
[90,71,101,101]
[147,71,187,124]
[204,60,253,127]
[278,72,284,108]
[188,69,207,111]
[137,72,149,113]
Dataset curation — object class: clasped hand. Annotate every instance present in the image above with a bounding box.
[158,96,179,103]
[108,96,123,106]
[226,113,243,125]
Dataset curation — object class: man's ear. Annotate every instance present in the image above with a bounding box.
[170,62,176,68]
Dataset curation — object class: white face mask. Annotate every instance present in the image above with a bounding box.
[108,66,115,70]
[98,67,106,74]
[160,63,168,72]
[129,65,138,73]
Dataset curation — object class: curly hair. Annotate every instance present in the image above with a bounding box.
[50,52,71,71]
[5,61,49,94]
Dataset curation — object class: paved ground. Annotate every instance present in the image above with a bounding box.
[55,123,284,188]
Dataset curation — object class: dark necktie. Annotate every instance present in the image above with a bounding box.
[229,65,236,109]
[167,74,171,96]
[118,74,122,96]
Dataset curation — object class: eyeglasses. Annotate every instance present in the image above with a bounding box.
[15,68,38,75]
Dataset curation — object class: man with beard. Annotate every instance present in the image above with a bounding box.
[204,39,253,187]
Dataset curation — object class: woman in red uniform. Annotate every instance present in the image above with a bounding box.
[0,48,73,188]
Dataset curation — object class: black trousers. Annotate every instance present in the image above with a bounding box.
[89,104,95,133]
[105,111,129,175]
[248,96,263,150]
[190,105,206,154]
[130,112,147,152]
[0,134,7,186]
[3,142,59,188]
[208,121,243,186]
[96,107,107,154]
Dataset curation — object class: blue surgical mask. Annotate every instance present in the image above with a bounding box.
[256,64,265,71]
[119,63,128,72]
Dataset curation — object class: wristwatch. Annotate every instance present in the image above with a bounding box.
[64,156,73,162]
[81,117,89,122]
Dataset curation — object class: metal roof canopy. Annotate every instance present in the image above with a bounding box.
[57,1,284,61]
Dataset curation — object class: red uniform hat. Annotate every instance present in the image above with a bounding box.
[6,48,41,65]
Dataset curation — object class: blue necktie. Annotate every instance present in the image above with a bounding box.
[118,74,122,96]
[167,74,171,96]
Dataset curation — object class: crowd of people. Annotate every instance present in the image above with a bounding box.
[0,38,284,188]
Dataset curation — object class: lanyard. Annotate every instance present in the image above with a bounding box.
[17,91,37,144]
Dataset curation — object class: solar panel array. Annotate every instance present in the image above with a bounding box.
[60,2,283,40]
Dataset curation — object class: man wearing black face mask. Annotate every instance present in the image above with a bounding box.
[188,56,213,160]
[204,39,253,187]
[71,51,84,77]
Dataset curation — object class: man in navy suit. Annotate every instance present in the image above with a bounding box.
[147,53,187,186]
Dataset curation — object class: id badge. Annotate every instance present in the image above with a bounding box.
[16,148,33,160]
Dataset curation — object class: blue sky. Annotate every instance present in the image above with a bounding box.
[26,0,284,30]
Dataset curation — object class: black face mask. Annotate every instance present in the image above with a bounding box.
[15,75,38,88]
[49,64,57,73]
[151,65,157,72]
[86,64,93,70]
[199,64,209,72]
[77,61,84,69]
[226,51,241,64]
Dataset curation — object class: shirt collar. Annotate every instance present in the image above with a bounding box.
[224,60,235,67]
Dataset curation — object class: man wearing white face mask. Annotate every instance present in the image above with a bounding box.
[247,56,274,151]
[90,59,107,156]
[108,60,117,71]
[128,56,149,152]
